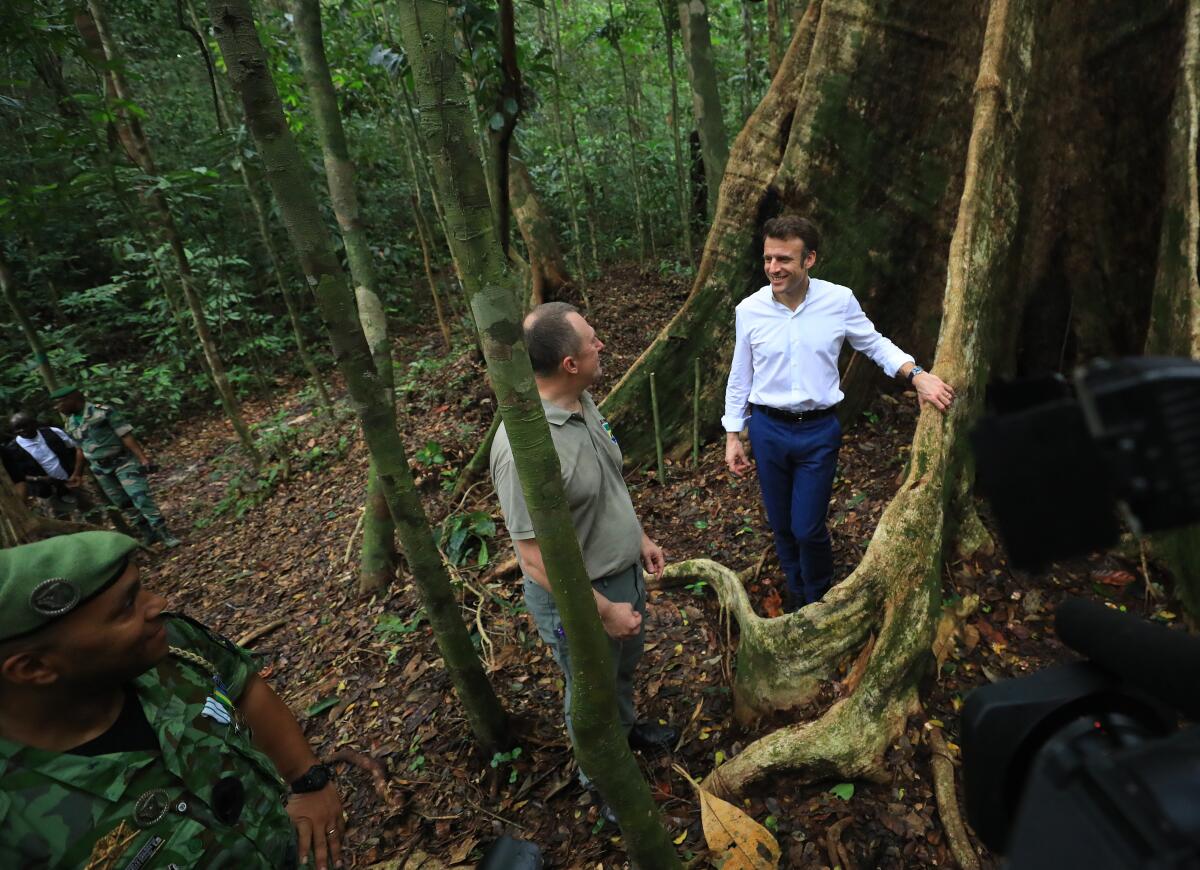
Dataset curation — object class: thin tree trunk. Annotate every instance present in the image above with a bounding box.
[0,256,58,392]
[741,0,755,121]
[1144,0,1200,624]
[412,192,453,352]
[80,0,261,467]
[191,0,333,413]
[678,0,729,220]
[659,0,694,262]
[552,0,601,273]
[207,0,509,755]
[292,0,398,594]
[606,0,649,263]
[392,2,680,864]
[548,0,588,283]
[767,0,782,77]
[509,155,572,308]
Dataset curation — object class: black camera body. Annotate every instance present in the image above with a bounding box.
[963,358,1200,867]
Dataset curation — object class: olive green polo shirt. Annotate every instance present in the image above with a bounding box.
[491,392,643,580]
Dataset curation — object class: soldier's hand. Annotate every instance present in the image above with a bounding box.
[288,784,346,869]
[600,601,643,640]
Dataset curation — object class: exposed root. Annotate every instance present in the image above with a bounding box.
[928,725,980,870]
[331,747,402,809]
[825,816,856,870]
[663,557,880,722]
[234,618,287,648]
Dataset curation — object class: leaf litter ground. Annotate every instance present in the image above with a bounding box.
[140,266,1190,868]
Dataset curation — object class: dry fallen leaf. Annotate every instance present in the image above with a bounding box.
[674,765,781,869]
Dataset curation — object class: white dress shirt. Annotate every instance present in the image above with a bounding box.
[14,427,77,480]
[722,279,913,431]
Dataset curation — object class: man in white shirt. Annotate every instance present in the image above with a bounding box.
[723,215,955,610]
[2,412,89,518]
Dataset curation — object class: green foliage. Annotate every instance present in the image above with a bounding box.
[490,745,523,784]
[438,510,497,567]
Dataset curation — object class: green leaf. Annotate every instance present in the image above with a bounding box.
[305,696,339,717]
[829,782,855,801]
[488,111,506,130]
[503,97,519,115]
[477,539,489,566]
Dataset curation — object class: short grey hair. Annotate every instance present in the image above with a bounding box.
[524,302,582,377]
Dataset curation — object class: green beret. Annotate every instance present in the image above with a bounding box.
[48,385,80,400]
[0,532,139,642]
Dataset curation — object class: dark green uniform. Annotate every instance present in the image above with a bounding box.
[64,402,166,537]
[0,616,296,868]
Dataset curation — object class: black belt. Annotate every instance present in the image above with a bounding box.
[752,403,837,423]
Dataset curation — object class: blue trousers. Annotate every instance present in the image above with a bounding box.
[748,411,842,605]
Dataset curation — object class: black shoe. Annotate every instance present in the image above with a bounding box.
[628,722,679,751]
[585,785,619,825]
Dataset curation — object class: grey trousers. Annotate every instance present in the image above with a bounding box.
[523,562,646,779]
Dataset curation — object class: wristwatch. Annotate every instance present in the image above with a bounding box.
[290,763,333,794]
[907,365,925,384]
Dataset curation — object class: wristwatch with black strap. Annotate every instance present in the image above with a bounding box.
[907,365,925,384]
[290,763,333,794]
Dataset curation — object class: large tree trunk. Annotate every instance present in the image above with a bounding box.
[291,0,398,595]
[393,1,680,864]
[0,256,58,392]
[697,0,1036,796]
[1144,0,1200,625]
[509,155,572,308]
[79,1,262,468]
[678,0,729,220]
[206,0,509,757]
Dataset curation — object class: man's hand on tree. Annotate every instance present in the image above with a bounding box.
[640,534,665,576]
[599,598,643,640]
[725,433,752,477]
[65,475,82,489]
[913,371,956,413]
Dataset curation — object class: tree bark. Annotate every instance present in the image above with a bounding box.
[509,155,572,308]
[79,0,262,467]
[659,0,694,262]
[292,0,398,594]
[678,0,729,220]
[206,0,509,756]
[767,0,782,77]
[605,0,651,264]
[393,1,681,864]
[548,0,590,281]
[701,0,1038,796]
[0,256,58,392]
[190,0,333,415]
[1144,0,1200,624]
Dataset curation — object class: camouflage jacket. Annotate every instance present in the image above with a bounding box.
[64,402,134,469]
[0,616,296,868]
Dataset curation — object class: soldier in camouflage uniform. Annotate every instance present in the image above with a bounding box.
[0,531,347,868]
[52,385,181,548]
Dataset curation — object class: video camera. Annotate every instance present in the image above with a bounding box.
[962,357,1200,868]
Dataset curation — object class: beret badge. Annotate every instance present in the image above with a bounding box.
[29,578,80,617]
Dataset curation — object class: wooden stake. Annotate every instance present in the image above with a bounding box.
[650,371,666,484]
[693,357,701,468]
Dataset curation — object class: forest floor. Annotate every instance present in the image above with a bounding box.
[138,265,1188,869]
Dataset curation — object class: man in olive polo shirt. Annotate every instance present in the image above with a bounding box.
[490,303,678,790]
